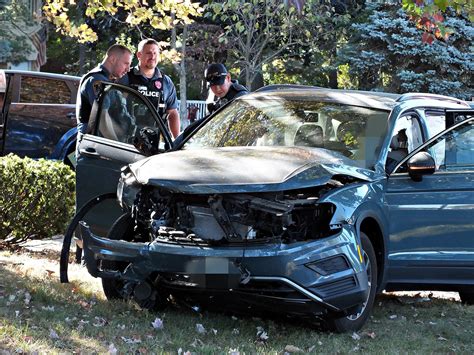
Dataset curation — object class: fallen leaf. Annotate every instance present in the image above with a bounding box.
[229,349,240,355]
[191,338,204,347]
[15,310,20,318]
[437,336,447,341]
[93,317,107,327]
[121,336,141,344]
[195,323,206,334]
[284,345,303,353]
[365,332,376,339]
[211,328,217,335]
[389,314,397,320]
[351,332,361,340]
[24,292,31,305]
[429,321,437,325]
[45,269,55,277]
[256,326,269,341]
[42,305,55,312]
[232,328,240,335]
[151,318,163,330]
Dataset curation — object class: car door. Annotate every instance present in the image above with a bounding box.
[385,111,474,286]
[76,82,173,236]
[1,72,78,160]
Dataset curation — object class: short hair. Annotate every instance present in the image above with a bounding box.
[106,44,132,57]
[137,38,160,53]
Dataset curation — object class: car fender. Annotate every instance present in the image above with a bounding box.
[51,126,77,161]
[320,180,390,290]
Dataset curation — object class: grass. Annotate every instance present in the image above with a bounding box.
[1,248,473,354]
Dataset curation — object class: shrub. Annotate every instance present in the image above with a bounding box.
[0,154,75,242]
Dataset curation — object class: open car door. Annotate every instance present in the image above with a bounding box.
[76,82,173,236]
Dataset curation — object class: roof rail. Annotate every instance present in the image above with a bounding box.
[255,84,325,93]
[396,93,469,107]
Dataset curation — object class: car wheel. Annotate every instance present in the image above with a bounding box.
[459,291,474,305]
[325,232,377,333]
[101,212,135,300]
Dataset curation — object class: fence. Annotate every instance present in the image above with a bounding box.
[178,100,207,122]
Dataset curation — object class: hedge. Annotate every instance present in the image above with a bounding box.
[0,154,75,242]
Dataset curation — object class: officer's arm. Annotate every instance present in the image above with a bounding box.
[167,108,180,139]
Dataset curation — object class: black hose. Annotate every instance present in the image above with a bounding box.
[60,193,117,283]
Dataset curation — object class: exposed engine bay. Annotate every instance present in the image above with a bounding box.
[129,184,342,245]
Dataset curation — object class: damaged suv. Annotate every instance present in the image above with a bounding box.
[72,83,473,332]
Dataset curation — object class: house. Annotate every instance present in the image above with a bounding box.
[0,0,47,71]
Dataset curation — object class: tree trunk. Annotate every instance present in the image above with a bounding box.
[79,44,85,75]
[171,16,188,130]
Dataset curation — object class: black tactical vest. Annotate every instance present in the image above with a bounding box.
[127,70,165,117]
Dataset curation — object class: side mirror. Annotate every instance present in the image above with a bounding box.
[407,151,435,181]
[133,127,160,156]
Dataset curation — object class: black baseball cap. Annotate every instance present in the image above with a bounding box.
[205,63,228,85]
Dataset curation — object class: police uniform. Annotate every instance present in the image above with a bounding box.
[121,66,178,120]
[208,80,248,114]
[76,64,112,134]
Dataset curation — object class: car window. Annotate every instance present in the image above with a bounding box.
[396,118,473,173]
[424,110,446,138]
[95,86,165,148]
[19,76,71,104]
[386,114,423,173]
[429,119,473,171]
[184,98,390,169]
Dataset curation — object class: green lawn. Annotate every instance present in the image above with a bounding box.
[1,249,473,354]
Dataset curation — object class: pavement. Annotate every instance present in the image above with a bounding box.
[19,234,72,253]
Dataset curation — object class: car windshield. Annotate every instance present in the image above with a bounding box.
[184,95,390,169]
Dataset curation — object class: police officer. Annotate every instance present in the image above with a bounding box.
[121,38,180,139]
[76,44,133,138]
[205,63,249,114]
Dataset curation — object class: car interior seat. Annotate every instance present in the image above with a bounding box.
[386,129,409,173]
[294,124,324,147]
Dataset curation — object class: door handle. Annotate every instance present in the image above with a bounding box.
[79,147,99,157]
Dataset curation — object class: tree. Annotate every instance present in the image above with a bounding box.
[205,0,367,90]
[340,4,473,99]
[402,0,474,43]
[43,0,203,43]
[0,0,37,64]
[205,0,303,89]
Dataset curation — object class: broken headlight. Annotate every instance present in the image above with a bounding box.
[117,167,140,210]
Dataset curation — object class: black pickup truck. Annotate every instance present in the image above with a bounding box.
[0,70,80,167]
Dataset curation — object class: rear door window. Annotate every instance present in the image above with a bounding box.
[19,76,72,104]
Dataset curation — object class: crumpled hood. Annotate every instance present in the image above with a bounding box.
[129,147,377,193]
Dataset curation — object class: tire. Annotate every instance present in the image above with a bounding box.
[325,232,377,333]
[459,291,474,305]
[101,212,135,300]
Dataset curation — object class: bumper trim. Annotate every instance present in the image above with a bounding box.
[250,276,340,311]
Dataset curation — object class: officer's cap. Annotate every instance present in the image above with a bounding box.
[205,63,228,86]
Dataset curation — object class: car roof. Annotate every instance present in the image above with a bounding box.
[1,69,80,82]
[246,85,471,111]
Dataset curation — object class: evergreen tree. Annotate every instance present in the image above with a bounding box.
[340,4,473,100]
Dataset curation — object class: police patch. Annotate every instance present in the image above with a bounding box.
[155,80,162,89]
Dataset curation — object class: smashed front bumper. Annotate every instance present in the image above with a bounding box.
[80,222,368,316]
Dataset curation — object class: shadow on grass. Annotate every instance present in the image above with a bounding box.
[1,253,473,353]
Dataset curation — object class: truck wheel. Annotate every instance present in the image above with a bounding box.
[325,232,377,332]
